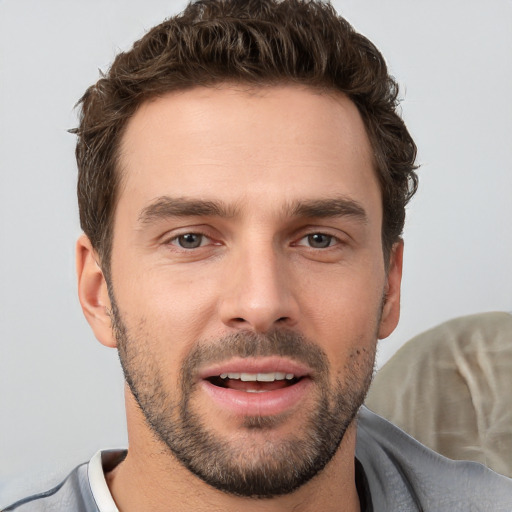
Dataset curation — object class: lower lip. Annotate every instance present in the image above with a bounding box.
[200,378,312,417]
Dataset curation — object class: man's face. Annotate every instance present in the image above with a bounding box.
[97,86,401,496]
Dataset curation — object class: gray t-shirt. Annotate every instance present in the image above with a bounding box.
[5,407,512,511]
[355,406,512,510]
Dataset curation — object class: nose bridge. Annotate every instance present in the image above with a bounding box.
[220,236,297,332]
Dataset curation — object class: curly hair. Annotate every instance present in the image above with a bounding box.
[73,0,418,276]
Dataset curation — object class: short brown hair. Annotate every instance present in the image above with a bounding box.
[73,0,418,275]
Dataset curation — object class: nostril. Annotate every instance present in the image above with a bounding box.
[233,316,288,324]
[224,314,295,331]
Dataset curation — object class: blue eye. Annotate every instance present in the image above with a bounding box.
[306,233,334,248]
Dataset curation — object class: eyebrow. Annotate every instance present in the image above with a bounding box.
[138,196,239,224]
[138,195,368,225]
[288,197,368,223]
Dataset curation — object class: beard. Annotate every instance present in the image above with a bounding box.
[110,296,376,498]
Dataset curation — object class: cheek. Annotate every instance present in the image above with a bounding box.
[115,268,222,349]
[298,266,384,366]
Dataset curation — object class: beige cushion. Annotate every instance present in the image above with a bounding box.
[365,312,512,477]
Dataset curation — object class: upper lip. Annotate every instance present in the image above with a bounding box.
[197,356,313,381]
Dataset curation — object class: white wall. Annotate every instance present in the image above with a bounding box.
[1,0,511,506]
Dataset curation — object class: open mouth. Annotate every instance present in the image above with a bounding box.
[206,372,301,393]
[199,358,312,415]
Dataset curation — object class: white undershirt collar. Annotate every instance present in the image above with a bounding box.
[87,450,121,512]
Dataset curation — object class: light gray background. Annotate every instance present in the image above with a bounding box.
[1,0,511,507]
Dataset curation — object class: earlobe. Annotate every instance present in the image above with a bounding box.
[76,234,117,348]
[378,240,404,340]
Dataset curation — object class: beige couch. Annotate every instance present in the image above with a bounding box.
[365,312,512,478]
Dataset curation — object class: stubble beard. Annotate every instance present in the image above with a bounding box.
[110,296,377,498]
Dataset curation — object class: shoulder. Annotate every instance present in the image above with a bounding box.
[3,463,97,512]
[356,406,512,512]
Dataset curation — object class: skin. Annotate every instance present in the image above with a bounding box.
[77,85,403,512]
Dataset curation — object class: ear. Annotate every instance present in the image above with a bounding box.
[76,234,117,348]
[378,240,404,340]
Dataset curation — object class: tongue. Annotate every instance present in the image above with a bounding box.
[225,379,291,392]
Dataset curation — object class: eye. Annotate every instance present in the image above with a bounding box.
[171,233,210,249]
[307,233,334,248]
[297,233,337,249]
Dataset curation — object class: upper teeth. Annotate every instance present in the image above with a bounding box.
[219,372,295,382]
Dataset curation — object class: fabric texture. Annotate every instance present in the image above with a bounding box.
[365,311,512,477]
[4,407,512,511]
[3,463,96,512]
[356,406,512,511]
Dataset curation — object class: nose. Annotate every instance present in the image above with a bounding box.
[219,244,299,333]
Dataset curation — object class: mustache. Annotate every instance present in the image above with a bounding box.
[182,329,329,378]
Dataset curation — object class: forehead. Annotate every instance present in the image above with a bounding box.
[116,85,380,222]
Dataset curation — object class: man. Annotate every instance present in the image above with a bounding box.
[5,0,511,511]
